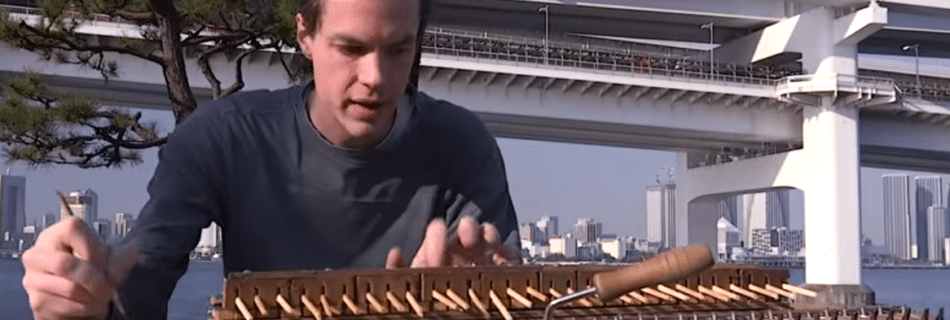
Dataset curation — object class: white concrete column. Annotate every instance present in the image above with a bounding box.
[802,100,861,285]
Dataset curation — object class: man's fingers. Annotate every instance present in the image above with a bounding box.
[37,217,109,267]
[23,248,112,302]
[386,247,406,269]
[457,216,481,249]
[412,218,447,268]
[481,223,519,262]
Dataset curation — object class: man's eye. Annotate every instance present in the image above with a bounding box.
[338,45,367,56]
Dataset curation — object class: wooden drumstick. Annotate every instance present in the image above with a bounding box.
[275,294,300,317]
[235,297,254,320]
[365,292,386,313]
[489,290,514,320]
[386,291,408,313]
[341,294,363,315]
[525,287,548,302]
[405,292,424,317]
[445,288,471,310]
[507,288,533,308]
[469,288,490,318]
[253,295,269,316]
[300,295,322,320]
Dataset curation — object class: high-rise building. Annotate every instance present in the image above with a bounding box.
[718,196,739,226]
[717,217,741,261]
[41,213,58,232]
[915,176,943,261]
[195,222,222,256]
[549,235,577,258]
[771,227,805,255]
[519,222,544,244]
[536,216,558,241]
[927,206,949,263]
[93,219,111,242]
[599,238,626,260]
[883,174,913,260]
[62,189,98,224]
[742,190,790,247]
[646,183,675,248]
[0,175,26,244]
[114,213,134,241]
[573,218,602,244]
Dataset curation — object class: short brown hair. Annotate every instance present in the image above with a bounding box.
[296,0,432,36]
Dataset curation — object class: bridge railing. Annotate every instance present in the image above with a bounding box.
[894,81,950,102]
[775,74,896,94]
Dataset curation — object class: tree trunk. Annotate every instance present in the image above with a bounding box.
[153,1,197,124]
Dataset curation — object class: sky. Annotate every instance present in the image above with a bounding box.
[6,104,949,246]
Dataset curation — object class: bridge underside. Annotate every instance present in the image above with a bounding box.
[4,70,949,174]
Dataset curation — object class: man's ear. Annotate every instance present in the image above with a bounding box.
[295,13,313,60]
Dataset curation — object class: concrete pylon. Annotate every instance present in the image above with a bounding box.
[678,3,893,308]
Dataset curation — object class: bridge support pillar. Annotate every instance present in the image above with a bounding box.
[798,101,874,307]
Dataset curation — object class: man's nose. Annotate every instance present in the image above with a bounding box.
[358,52,384,91]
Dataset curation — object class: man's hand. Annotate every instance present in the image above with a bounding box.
[21,217,138,320]
[386,216,518,268]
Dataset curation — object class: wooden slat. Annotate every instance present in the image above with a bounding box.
[235,297,254,320]
[783,284,818,297]
[366,293,387,313]
[642,288,675,302]
[525,287,548,302]
[657,285,695,303]
[748,284,780,300]
[405,292,424,317]
[275,294,300,317]
[469,288,490,318]
[766,284,795,299]
[445,288,470,310]
[730,284,763,301]
[628,291,652,304]
[341,294,362,315]
[489,290,514,320]
[432,290,459,310]
[507,288,533,308]
[300,296,323,320]
[253,295,268,316]
[698,286,731,302]
[712,285,741,301]
[386,291,408,313]
[675,284,708,302]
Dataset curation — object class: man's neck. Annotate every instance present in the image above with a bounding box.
[307,92,396,151]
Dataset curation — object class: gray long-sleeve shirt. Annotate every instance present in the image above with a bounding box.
[115,83,520,318]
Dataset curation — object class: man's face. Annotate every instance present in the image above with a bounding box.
[296,0,419,148]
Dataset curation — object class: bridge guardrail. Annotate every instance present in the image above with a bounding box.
[422,46,780,90]
[775,74,896,94]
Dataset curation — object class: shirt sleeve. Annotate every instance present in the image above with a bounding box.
[113,107,227,319]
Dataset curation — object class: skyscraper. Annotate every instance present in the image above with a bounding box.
[718,196,739,226]
[114,213,134,241]
[915,176,943,261]
[742,190,790,247]
[536,216,558,241]
[573,218,602,244]
[646,183,675,248]
[41,213,58,232]
[883,174,913,260]
[927,206,949,263]
[62,189,99,224]
[0,175,26,243]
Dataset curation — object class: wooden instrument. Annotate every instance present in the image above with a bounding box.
[210,245,813,320]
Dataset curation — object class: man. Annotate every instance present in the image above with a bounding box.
[21,0,521,318]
